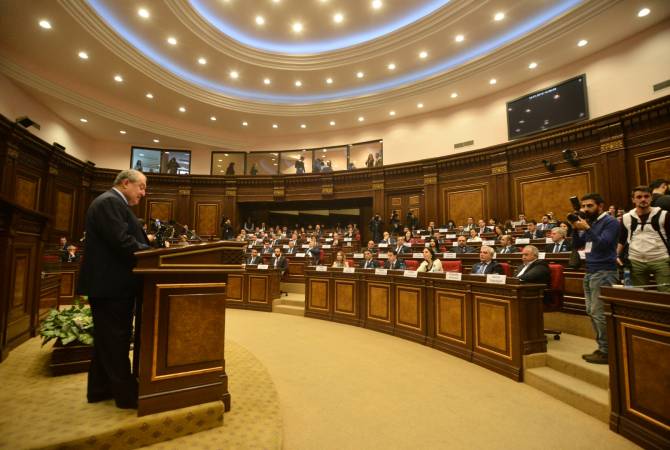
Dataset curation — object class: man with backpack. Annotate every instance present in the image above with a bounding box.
[618,186,670,292]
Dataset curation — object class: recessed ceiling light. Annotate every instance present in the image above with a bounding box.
[153,138,160,143]
[167,36,177,45]
[263,78,271,85]
[138,8,150,19]
[455,34,464,42]
[295,80,302,87]
[242,121,248,126]
[417,102,424,108]
[333,13,344,23]
[419,50,428,59]
[114,75,123,82]
[210,116,217,121]
[326,77,333,84]
[272,124,278,128]
[387,63,396,70]
[292,22,303,33]
[528,62,538,69]
[178,106,186,112]
[255,15,265,25]
[358,116,365,122]
[494,12,505,21]
[356,71,364,79]
[638,8,650,17]
[489,78,497,85]
[272,0,280,3]
[146,92,154,99]
[119,130,127,134]
[329,121,336,126]
[230,70,239,79]
[300,124,307,128]
[371,0,382,10]
[198,57,207,65]
[450,92,458,98]
[78,51,89,60]
[389,111,396,116]
[38,19,52,29]
[79,118,88,123]
[577,39,588,47]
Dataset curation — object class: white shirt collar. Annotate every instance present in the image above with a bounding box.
[111,187,128,205]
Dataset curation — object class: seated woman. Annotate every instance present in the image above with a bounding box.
[331,250,351,268]
[417,247,443,273]
[467,228,482,242]
[493,225,504,243]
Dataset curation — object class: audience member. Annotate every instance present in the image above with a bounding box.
[361,250,378,269]
[417,247,443,273]
[650,178,670,211]
[246,248,261,265]
[271,247,288,276]
[497,235,517,254]
[546,227,571,253]
[453,235,475,254]
[384,250,405,270]
[523,220,544,239]
[514,245,550,284]
[470,246,505,275]
[331,250,351,268]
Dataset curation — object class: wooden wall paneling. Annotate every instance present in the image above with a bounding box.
[635,151,670,186]
[515,169,593,221]
[54,189,74,235]
[194,202,220,237]
[371,177,385,238]
[599,123,629,209]
[443,184,486,225]
[147,199,174,223]
[223,183,238,230]
[423,164,438,226]
[176,187,191,227]
[14,173,40,211]
[489,152,511,223]
[0,133,19,198]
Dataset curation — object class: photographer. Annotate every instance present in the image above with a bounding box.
[369,213,383,243]
[570,193,620,365]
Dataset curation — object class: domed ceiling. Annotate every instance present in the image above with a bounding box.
[0,0,668,150]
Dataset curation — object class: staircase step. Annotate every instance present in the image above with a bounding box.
[524,366,609,423]
[281,282,305,294]
[545,333,610,389]
[273,304,305,316]
[273,296,305,308]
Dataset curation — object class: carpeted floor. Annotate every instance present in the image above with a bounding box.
[223,309,639,450]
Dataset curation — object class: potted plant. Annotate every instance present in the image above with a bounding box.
[40,299,94,375]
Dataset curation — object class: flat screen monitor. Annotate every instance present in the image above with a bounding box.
[507,74,588,140]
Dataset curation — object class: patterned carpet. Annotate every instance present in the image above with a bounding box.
[0,338,281,450]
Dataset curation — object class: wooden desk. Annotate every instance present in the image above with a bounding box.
[43,261,80,305]
[305,268,547,381]
[226,268,281,312]
[602,287,670,449]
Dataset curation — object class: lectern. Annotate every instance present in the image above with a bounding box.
[133,241,245,417]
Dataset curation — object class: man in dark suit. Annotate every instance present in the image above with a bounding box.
[271,247,288,276]
[497,235,518,254]
[394,236,409,255]
[261,241,273,254]
[545,227,572,253]
[477,219,493,235]
[515,245,550,284]
[78,169,151,409]
[305,237,321,265]
[361,250,378,269]
[470,246,505,275]
[379,231,395,246]
[384,249,406,270]
[286,241,297,255]
[523,220,545,239]
[453,235,475,254]
[246,248,262,265]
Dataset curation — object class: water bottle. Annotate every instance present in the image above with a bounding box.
[623,268,632,288]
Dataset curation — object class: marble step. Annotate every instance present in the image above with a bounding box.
[272,304,304,317]
[281,282,305,294]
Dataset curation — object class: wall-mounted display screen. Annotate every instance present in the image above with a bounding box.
[507,74,588,140]
[131,147,191,174]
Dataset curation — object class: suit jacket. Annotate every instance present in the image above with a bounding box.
[453,245,475,254]
[270,255,288,273]
[384,259,405,270]
[470,260,505,275]
[306,246,321,264]
[78,189,149,298]
[515,259,550,284]
[545,240,572,253]
[246,255,262,265]
[361,259,379,269]
[286,246,297,255]
[262,247,273,254]
[498,245,518,254]
[379,238,395,245]
[395,245,409,255]
[523,229,545,239]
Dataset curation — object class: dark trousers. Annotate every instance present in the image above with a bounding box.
[88,297,138,406]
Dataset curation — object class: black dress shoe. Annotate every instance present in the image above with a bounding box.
[584,352,609,364]
[581,349,603,360]
[87,393,114,403]
[115,398,138,409]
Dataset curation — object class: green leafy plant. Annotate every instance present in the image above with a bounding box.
[40,299,94,346]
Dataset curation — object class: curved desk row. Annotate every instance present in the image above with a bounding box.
[304,268,547,381]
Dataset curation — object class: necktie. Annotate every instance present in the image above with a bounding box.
[274,259,278,268]
[553,243,560,253]
[479,263,487,274]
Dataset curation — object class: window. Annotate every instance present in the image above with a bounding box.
[313,145,347,173]
[280,150,313,175]
[131,147,191,174]
[349,140,383,170]
[247,152,279,175]
[211,151,246,176]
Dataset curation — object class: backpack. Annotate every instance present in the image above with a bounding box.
[626,209,670,254]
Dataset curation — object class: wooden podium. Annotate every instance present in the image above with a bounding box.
[133,241,245,417]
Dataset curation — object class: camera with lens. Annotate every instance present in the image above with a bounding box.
[566,196,586,222]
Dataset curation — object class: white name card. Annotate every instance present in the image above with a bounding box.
[578,250,587,260]
[248,245,253,248]
[403,270,418,278]
[302,244,310,248]
[482,240,496,246]
[353,253,364,258]
[452,242,459,246]
[492,252,498,259]
[439,228,449,233]
[378,243,388,248]
[343,267,356,274]
[443,252,456,259]
[316,265,328,272]
[257,264,269,270]
[325,238,333,242]
[486,274,507,284]
[425,243,431,247]
[538,252,546,260]
[322,244,332,249]
[446,234,457,239]
[545,237,554,244]
[283,244,289,249]
[412,252,424,258]
[375,268,388,276]
[515,238,530,244]
[445,272,462,281]
[346,243,352,247]
[344,238,353,242]
[295,252,306,257]
[378,254,388,259]
[404,243,412,247]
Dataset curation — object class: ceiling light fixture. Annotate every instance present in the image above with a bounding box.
[119,130,127,134]
[198,57,207,65]
[333,13,344,23]
[371,0,382,10]
[167,36,177,45]
[358,116,365,122]
[230,70,239,79]
[389,111,396,116]
[292,22,303,33]
[78,51,89,59]
[272,124,278,128]
[145,92,154,99]
[528,62,538,69]
[489,78,497,85]
[419,50,428,59]
[329,121,336,126]
[494,12,505,21]
[178,106,186,112]
[455,34,464,42]
[242,121,248,126]
[417,102,424,108]
[255,15,265,25]
[210,116,217,121]
[356,71,364,79]
[263,78,271,85]
[114,75,123,82]
[300,124,307,128]
[138,8,150,19]
[577,39,588,47]
[326,77,333,84]
[153,138,160,143]
[295,80,302,87]
[450,92,458,98]
[38,19,52,29]
[387,63,396,70]
[79,118,88,123]
[637,8,650,17]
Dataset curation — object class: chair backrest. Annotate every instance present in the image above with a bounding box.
[498,262,512,276]
[544,263,565,310]
[346,259,355,267]
[441,260,462,273]
[404,259,419,271]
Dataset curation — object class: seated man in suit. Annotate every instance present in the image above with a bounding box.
[545,227,572,253]
[360,250,378,269]
[286,240,297,255]
[384,249,405,270]
[522,220,545,239]
[305,237,321,265]
[366,240,376,254]
[497,235,518,254]
[394,236,409,255]
[453,235,475,254]
[379,231,395,246]
[470,245,505,275]
[463,217,475,232]
[246,248,262,265]
[261,241,274,254]
[270,247,288,276]
[537,214,555,233]
[477,219,493,235]
[514,245,550,284]
[62,244,79,263]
